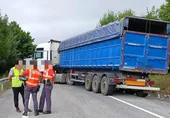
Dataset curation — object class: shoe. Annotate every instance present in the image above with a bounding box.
[16,108,21,113]
[34,111,39,116]
[43,111,51,114]
[38,109,43,112]
[28,108,32,112]
[22,112,28,116]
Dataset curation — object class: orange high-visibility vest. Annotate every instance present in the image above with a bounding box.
[42,69,55,84]
[26,69,41,88]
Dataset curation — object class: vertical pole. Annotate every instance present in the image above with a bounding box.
[1,84,4,91]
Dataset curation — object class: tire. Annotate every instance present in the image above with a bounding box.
[136,90,148,97]
[100,76,114,96]
[92,75,101,93]
[66,73,74,85]
[85,74,92,91]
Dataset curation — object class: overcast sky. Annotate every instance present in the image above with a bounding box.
[0,0,165,44]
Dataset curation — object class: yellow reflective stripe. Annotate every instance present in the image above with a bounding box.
[12,77,19,80]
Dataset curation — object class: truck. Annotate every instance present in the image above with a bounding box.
[34,39,61,72]
[34,16,170,97]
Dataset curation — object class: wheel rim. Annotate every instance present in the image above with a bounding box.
[101,79,106,92]
[94,81,97,88]
[87,79,89,85]
[86,79,89,86]
[85,77,91,89]
[93,79,97,90]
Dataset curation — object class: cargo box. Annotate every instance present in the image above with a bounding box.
[58,16,170,74]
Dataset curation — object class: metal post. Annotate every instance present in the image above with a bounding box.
[0,84,3,91]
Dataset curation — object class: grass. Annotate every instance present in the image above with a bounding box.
[149,74,170,95]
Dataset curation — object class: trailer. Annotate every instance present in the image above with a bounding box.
[36,16,170,97]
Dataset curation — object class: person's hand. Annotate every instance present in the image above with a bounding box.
[36,84,41,92]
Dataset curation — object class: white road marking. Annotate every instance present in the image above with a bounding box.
[22,116,28,118]
[109,96,165,118]
[22,95,32,118]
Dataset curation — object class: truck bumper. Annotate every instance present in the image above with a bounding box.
[116,85,160,91]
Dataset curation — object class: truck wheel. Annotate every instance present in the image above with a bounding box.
[100,76,114,95]
[136,90,148,97]
[66,73,74,85]
[85,74,92,91]
[92,75,101,93]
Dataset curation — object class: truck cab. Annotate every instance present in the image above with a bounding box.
[34,39,61,72]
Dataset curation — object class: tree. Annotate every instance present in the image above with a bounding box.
[145,6,159,20]
[0,12,36,74]
[159,0,170,21]
[0,14,15,74]
[117,9,135,20]
[9,21,36,59]
[97,9,135,27]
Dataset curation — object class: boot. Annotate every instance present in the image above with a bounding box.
[43,111,51,114]
[16,107,21,113]
[34,111,39,116]
[38,109,43,113]
[22,111,28,116]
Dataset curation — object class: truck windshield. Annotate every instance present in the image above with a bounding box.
[34,48,44,59]
[35,52,43,59]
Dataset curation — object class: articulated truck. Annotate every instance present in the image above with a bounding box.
[35,16,170,97]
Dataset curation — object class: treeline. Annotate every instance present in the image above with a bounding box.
[0,13,36,74]
[98,0,170,27]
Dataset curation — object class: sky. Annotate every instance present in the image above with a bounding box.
[0,0,165,44]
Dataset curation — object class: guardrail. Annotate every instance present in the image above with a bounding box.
[0,78,9,91]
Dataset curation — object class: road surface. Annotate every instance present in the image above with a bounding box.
[0,83,170,118]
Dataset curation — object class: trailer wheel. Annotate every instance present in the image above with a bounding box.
[92,75,101,93]
[85,74,92,91]
[101,76,114,95]
[136,90,148,97]
[66,73,74,85]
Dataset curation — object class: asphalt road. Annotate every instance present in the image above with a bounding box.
[0,83,170,118]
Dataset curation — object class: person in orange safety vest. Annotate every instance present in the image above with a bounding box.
[22,63,41,116]
[38,64,55,114]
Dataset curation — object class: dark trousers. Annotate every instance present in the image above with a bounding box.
[24,86,38,112]
[39,84,53,111]
[12,85,24,108]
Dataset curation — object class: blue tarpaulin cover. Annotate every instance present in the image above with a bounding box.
[58,20,121,52]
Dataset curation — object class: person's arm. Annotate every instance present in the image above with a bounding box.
[39,71,42,80]
[8,69,13,82]
[21,70,29,76]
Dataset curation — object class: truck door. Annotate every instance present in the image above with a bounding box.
[120,31,169,74]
